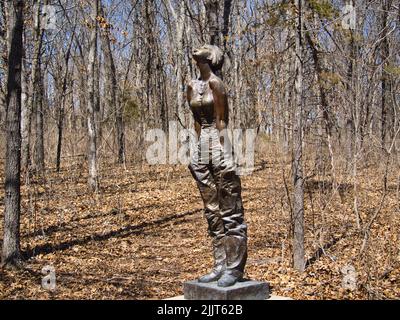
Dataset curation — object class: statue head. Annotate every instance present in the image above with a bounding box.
[192,45,224,72]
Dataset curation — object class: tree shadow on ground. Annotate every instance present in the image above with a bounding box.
[23,195,196,240]
[23,208,202,259]
[305,180,353,193]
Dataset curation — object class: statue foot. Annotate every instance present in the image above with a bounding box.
[198,270,223,283]
[217,271,242,287]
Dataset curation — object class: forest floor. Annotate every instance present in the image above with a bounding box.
[0,150,399,300]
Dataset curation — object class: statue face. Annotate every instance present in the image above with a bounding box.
[192,45,212,63]
[192,45,223,71]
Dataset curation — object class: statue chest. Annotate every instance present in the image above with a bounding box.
[190,80,214,111]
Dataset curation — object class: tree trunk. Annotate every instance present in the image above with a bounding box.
[2,0,24,267]
[87,0,99,191]
[381,0,391,145]
[233,0,243,128]
[35,70,45,172]
[31,0,45,173]
[222,0,232,51]
[292,0,305,272]
[56,37,73,172]
[176,1,185,128]
[101,13,125,164]
[21,48,31,171]
[0,0,8,124]
[205,0,219,46]
[304,18,335,189]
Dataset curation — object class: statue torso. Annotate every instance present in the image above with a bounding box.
[189,79,215,127]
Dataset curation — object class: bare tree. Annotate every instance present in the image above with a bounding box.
[56,33,74,172]
[205,0,219,46]
[2,0,24,268]
[166,0,186,127]
[87,0,99,191]
[0,0,9,126]
[222,0,232,51]
[32,0,46,173]
[100,4,124,164]
[292,0,305,272]
[381,0,392,145]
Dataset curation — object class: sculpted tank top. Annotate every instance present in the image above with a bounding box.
[189,80,215,128]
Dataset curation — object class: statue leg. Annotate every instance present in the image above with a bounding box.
[188,162,226,282]
[213,164,248,287]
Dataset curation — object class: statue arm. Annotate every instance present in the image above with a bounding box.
[210,78,229,143]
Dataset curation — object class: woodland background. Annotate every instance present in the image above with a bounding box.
[0,0,399,299]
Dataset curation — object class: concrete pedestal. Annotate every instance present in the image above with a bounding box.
[183,280,270,300]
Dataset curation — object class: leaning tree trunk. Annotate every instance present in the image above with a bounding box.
[222,0,232,52]
[21,44,31,171]
[87,0,99,191]
[56,35,73,172]
[292,0,305,272]
[21,0,47,172]
[232,0,243,128]
[2,0,24,267]
[28,0,45,173]
[0,0,9,124]
[380,0,391,145]
[100,9,125,164]
[166,0,185,127]
[35,69,45,173]
[205,0,219,46]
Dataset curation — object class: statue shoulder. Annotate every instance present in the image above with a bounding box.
[209,75,226,94]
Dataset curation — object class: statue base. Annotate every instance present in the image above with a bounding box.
[183,279,269,300]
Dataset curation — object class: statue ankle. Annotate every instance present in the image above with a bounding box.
[217,270,243,287]
[198,267,224,283]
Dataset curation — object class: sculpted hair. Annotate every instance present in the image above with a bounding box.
[204,45,224,71]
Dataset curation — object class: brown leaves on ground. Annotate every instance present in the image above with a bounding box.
[0,154,399,300]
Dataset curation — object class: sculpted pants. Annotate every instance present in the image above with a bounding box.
[188,125,247,277]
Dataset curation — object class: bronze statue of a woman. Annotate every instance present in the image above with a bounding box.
[187,45,247,287]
